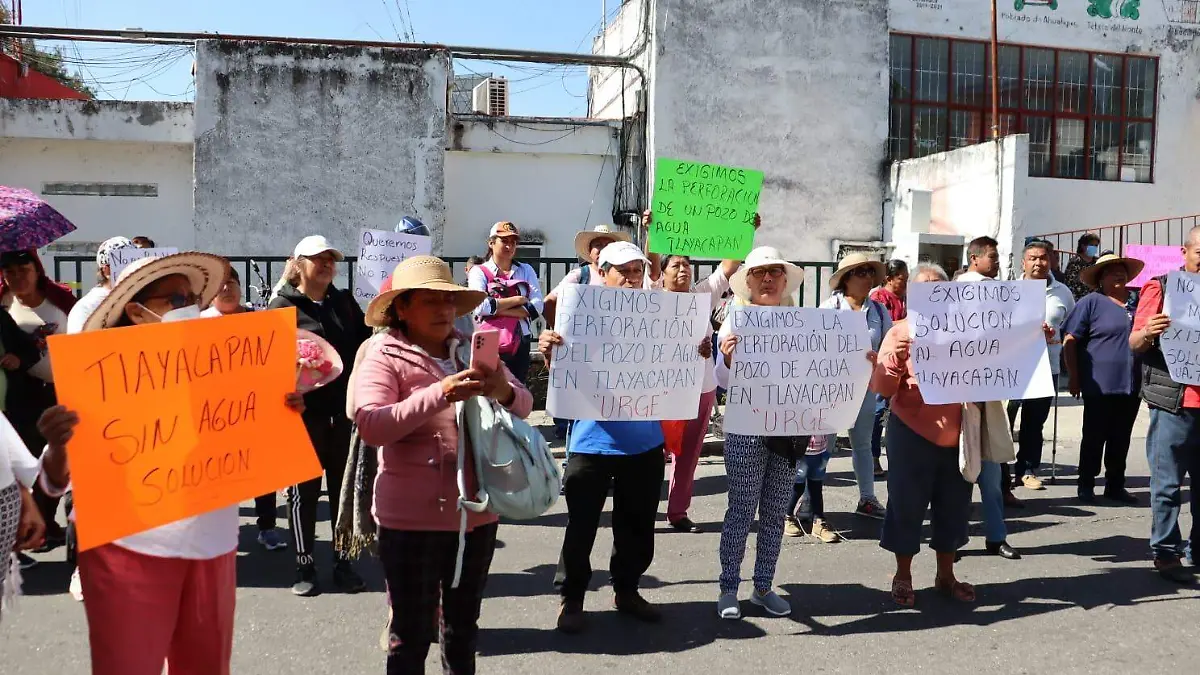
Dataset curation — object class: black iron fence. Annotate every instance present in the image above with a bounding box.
[52,255,839,308]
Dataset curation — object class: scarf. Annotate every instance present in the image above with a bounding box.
[334,426,378,559]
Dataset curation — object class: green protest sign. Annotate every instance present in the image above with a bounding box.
[649,158,763,260]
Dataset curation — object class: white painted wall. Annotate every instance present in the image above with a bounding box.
[445,118,620,259]
[890,0,1200,239]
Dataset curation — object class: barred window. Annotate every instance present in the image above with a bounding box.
[888,34,1157,183]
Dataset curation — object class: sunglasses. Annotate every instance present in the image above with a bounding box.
[749,266,786,280]
[849,267,875,278]
[142,292,199,309]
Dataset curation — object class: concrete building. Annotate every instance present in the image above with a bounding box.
[593,0,1200,269]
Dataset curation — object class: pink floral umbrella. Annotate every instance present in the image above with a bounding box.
[0,186,78,252]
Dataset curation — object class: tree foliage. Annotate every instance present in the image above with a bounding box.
[0,4,94,97]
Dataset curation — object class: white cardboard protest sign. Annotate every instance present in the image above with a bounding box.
[724,307,872,437]
[353,229,433,304]
[1160,270,1200,385]
[109,247,179,280]
[907,280,1054,404]
[546,285,711,421]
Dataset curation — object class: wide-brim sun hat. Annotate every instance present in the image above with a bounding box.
[828,252,887,291]
[729,246,803,302]
[365,255,487,327]
[83,252,231,332]
[1080,253,1146,289]
[574,224,631,262]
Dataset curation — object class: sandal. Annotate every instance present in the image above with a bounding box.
[890,576,915,608]
[934,576,976,603]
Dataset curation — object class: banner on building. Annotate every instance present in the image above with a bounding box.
[47,308,321,551]
[723,307,872,436]
[649,158,762,260]
[1161,270,1200,386]
[907,280,1054,404]
[546,285,711,421]
[354,228,433,304]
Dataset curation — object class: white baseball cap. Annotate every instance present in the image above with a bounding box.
[597,241,649,268]
[293,235,344,261]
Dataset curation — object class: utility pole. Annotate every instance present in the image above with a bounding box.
[990,0,1000,139]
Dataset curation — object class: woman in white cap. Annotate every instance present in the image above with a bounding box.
[66,236,136,335]
[467,221,544,383]
[355,255,532,672]
[35,252,307,674]
[269,235,372,596]
[820,253,892,521]
[713,246,805,620]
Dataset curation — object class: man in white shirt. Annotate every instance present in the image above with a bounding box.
[66,237,135,335]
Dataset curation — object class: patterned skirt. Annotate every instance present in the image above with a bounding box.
[0,482,22,622]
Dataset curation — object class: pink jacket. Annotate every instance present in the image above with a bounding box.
[354,329,533,532]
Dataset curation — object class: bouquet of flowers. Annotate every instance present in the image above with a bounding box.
[296,329,343,393]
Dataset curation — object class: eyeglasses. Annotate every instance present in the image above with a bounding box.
[849,267,875,279]
[749,266,786,280]
[142,292,199,309]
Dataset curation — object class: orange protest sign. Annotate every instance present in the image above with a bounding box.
[47,307,322,551]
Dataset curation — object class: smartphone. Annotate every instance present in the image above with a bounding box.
[470,330,501,372]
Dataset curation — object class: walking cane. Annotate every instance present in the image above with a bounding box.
[1049,389,1059,485]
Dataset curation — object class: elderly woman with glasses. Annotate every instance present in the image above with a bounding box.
[819,254,893,522]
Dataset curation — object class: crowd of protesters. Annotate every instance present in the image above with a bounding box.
[2,217,1196,675]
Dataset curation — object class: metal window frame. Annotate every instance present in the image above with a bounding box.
[42,182,160,197]
[888,32,1158,183]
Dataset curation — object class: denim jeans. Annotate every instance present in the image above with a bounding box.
[977,461,1007,544]
[871,394,888,459]
[1146,408,1199,562]
[827,391,878,502]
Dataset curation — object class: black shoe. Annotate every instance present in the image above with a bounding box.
[1103,488,1139,505]
[556,599,586,634]
[33,530,66,554]
[292,565,320,597]
[614,591,662,623]
[16,553,38,570]
[1155,558,1195,585]
[1078,487,1096,504]
[985,541,1022,560]
[954,550,963,563]
[333,559,366,593]
[1002,491,1025,509]
[669,517,702,534]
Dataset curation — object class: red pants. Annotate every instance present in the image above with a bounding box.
[666,390,718,522]
[78,544,236,675]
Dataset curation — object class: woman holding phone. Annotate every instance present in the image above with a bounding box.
[355,256,533,673]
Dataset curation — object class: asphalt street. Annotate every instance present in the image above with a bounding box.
[2,399,1195,674]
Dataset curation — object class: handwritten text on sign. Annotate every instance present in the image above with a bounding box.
[109,247,179,280]
[47,308,322,551]
[649,158,762,260]
[1126,244,1182,288]
[724,307,871,436]
[1160,271,1200,385]
[907,280,1053,404]
[546,285,711,421]
[353,229,433,303]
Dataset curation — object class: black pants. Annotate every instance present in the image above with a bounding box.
[554,449,664,601]
[500,334,532,384]
[287,412,352,566]
[256,493,277,531]
[1079,394,1141,490]
[380,523,498,675]
[1011,396,1054,478]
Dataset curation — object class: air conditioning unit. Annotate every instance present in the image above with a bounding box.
[472,77,509,116]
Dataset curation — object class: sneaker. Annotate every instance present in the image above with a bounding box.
[614,590,661,623]
[291,565,320,597]
[333,559,366,593]
[1155,557,1195,585]
[810,517,839,544]
[257,529,288,551]
[16,553,37,570]
[855,497,886,520]
[69,566,84,602]
[783,516,804,538]
[556,598,586,634]
[716,592,741,620]
[1021,474,1045,491]
[749,589,792,617]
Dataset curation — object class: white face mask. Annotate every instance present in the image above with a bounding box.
[138,303,202,323]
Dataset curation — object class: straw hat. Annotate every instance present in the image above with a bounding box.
[574,224,632,261]
[1080,253,1146,289]
[828,253,887,290]
[365,256,487,327]
[83,252,231,332]
[729,246,803,302]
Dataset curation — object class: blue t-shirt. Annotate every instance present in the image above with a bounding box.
[569,420,664,456]
[1062,292,1140,397]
